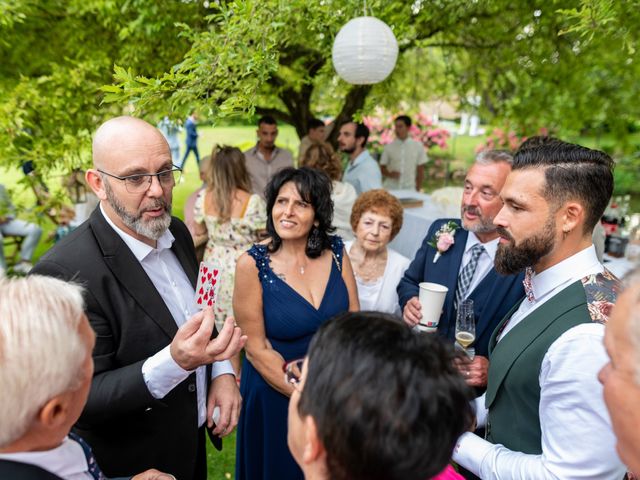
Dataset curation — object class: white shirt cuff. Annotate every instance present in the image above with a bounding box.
[211,359,235,379]
[453,432,493,477]
[475,394,488,428]
[141,346,191,399]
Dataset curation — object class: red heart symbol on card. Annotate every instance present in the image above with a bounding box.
[213,269,219,276]
[202,266,208,274]
[201,276,206,283]
[203,293,208,300]
[197,297,202,304]
[211,279,217,286]
[207,299,213,306]
[207,272,212,280]
[199,287,204,295]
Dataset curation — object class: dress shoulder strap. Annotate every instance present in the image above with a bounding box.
[248,244,270,278]
[330,235,344,271]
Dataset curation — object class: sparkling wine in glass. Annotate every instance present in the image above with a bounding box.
[455,299,476,360]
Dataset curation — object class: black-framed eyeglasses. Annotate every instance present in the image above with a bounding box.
[97,166,182,193]
[283,358,305,391]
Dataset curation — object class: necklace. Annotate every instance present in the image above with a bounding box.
[300,265,305,275]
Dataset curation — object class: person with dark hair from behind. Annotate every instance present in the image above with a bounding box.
[298,118,327,162]
[244,115,294,199]
[453,137,626,478]
[287,311,474,480]
[234,166,359,480]
[338,121,382,195]
[0,275,173,480]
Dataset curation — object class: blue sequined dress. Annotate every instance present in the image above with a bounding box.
[235,236,349,480]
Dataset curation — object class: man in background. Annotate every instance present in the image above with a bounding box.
[380,115,428,191]
[244,115,294,198]
[158,116,182,165]
[180,111,200,172]
[338,121,382,195]
[297,118,326,161]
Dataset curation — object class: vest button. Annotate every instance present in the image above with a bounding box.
[188,383,196,393]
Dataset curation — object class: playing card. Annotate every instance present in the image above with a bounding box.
[194,261,220,310]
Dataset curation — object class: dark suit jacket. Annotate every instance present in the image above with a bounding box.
[32,207,219,479]
[397,218,525,357]
[0,460,62,480]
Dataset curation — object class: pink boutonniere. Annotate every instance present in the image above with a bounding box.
[428,221,460,263]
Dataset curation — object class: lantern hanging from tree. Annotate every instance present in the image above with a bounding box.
[332,16,399,85]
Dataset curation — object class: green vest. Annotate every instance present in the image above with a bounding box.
[484,280,591,454]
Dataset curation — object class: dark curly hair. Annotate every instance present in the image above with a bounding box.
[350,189,404,240]
[299,312,474,480]
[264,167,335,258]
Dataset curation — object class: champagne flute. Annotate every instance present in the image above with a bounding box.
[455,298,475,360]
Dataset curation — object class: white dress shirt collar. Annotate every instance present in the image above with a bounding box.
[529,244,601,303]
[0,436,92,480]
[463,231,499,261]
[99,204,175,261]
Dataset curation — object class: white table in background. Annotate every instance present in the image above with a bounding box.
[388,189,449,260]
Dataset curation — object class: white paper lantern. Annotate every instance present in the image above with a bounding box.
[332,16,399,85]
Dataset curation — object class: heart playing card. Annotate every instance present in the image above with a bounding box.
[194,261,221,310]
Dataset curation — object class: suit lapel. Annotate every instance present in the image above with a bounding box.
[485,281,586,408]
[432,227,469,340]
[89,208,179,339]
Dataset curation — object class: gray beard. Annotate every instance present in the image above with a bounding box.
[104,180,171,240]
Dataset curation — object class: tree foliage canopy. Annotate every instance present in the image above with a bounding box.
[1,0,639,181]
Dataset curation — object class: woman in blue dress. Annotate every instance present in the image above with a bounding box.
[234,167,359,480]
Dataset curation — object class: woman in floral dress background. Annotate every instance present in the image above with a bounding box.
[194,145,266,373]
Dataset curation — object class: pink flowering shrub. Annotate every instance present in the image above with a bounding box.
[475,126,551,153]
[363,110,450,157]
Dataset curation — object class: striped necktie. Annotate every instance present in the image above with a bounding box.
[455,243,485,309]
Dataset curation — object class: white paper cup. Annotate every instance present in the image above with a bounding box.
[417,282,448,333]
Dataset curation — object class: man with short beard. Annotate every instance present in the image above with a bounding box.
[398,150,524,389]
[32,116,246,480]
[453,138,626,479]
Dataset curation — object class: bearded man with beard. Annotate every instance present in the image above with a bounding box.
[398,150,524,389]
[32,116,246,479]
[453,138,626,479]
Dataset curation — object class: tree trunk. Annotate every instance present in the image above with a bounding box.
[327,84,373,148]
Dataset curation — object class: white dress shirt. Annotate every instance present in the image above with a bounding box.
[460,232,499,298]
[380,137,428,190]
[342,150,382,195]
[101,206,234,427]
[453,245,626,479]
[0,437,92,480]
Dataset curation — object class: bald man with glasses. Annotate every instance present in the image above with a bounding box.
[32,116,246,480]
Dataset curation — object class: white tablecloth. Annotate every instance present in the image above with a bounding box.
[388,189,449,260]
